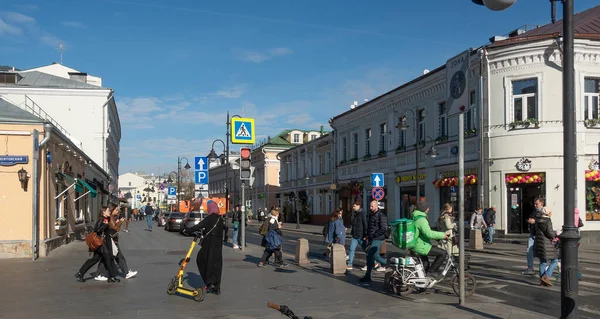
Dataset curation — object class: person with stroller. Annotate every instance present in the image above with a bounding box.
[411,200,450,278]
[75,207,119,283]
[182,200,224,295]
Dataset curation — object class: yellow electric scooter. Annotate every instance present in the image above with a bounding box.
[167,231,206,302]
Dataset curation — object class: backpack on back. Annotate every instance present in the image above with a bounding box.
[390,216,425,250]
[259,222,269,236]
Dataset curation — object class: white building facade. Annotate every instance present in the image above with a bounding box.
[0,63,121,192]
[329,9,600,241]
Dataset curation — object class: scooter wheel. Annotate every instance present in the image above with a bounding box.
[194,288,206,302]
[167,278,178,295]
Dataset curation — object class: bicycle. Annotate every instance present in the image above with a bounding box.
[385,240,477,297]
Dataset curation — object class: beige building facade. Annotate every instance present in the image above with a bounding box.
[0,99,110,259]
[279,133,335,225]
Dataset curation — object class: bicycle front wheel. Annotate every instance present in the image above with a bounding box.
[451,272,476,297]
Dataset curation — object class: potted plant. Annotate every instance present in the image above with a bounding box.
[378,150,386,157]
[435,135,448,144]
[363,154,372,160]
[465,129,477,137]
[585,118,600,128]
[396,145,406,153]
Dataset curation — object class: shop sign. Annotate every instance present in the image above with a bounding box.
[0,155,28,166]
[516,157,532,172]
[396,174,426,183]
[438,168,478,177]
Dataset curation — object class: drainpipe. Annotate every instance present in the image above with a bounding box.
[262,147,268,209]
[483,49,491,211]
[33,123,53,260]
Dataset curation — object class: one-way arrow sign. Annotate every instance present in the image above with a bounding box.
[371,173,384,187]
[195,156,207,171]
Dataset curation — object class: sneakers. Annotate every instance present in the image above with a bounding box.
[540,274,552,286]
[74,272,84,282]
[361,263,380,271]
[94,275,108,281]
[125,270,137,279]
[375,265,387,272]
[346,265,353,270]
[233,245,240,249]
[276,263,289,268]
[257,262,264,267]
[522,268,536,275]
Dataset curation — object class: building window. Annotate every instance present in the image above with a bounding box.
[55,183,62,219]
[398,128,406,147]
[325,151,331,174]
[352,133,358,159]
[511,78,538,122]
[438,102,447,138]
[418,110,425,143]
[341,137,347,162]
[315,154,322,175]
[379,122,386,153]
[311,134,317,140]
[365,128,371,156]
[326,194,332,215]
[584,77,600,120]
[293,133,300,143]
[128,182,131,186]
[317,194,323,215]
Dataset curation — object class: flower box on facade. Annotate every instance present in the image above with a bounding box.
[396,145,406,153]
[509,119,540,130]
[584,119,600,128]
[465,129,477,137]
[435,136,448,144]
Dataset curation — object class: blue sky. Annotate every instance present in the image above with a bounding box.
[1,0,598,176]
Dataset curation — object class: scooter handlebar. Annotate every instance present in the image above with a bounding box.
[267,302,280,311]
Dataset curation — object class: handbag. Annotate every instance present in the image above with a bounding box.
[85,232,104,251]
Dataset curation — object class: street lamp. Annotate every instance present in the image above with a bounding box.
[473,1,579,316]
[397,111,437,205]
[225,113,242,215]
[208,139,227,207]
[177,157,191,205]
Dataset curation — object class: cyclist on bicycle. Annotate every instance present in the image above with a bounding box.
[411,200,451,278]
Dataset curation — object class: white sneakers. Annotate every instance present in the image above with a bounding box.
[94,270,137,281]
[233,245,240,249]
[359,263,386,272]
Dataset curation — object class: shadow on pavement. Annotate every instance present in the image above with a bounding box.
[454,305,503,319]
[243,254,262,264]
[185,272,205,288]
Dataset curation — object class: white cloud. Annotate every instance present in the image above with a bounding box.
[2,12,36,24]
[39,33,63,47]
[235,47,294,63]
[0,18,22,36]
[61,21,86,28]
[214,85,246,98]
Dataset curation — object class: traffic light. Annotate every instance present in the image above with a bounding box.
[240,147,252,181]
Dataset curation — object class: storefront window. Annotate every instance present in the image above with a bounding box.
[435,174,479,221]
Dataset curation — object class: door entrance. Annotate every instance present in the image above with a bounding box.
[399,185,425,219]
[507,184,545,233]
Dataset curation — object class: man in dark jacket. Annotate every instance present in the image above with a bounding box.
[144,203,154,231]
[522,198,544,275]
[360,200,388,283]
[484,206,496,244]
[347,201,368,270]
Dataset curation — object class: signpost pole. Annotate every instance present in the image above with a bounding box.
[241,182,246,252]
[415,115,420,205]
[458,113,465,306]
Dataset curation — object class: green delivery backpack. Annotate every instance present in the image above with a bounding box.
[390,216,425,250]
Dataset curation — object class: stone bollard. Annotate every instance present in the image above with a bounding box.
[295,238,310,264]
[330,244,347,274]
[469,229,484,250]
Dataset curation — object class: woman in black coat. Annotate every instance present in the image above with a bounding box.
[75,208,119,283]
[184,200,224,295]
[533,207,558,287]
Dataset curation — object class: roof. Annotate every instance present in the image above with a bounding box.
[0,71,104,89]
[253,128,330,149]
[491,5,600,47]
[0,66,21,72]
[0,98,44,123]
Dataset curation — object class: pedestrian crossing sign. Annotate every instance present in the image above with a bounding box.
[231,117,255,144]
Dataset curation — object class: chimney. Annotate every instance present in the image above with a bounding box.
[68,72,88,83]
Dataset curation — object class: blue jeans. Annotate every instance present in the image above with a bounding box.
[526,236,535,269]
[232,223,239,246]
[487,226,495,243]
[364,240,387,279]
[348,238,366,267]
[146,215,152,230]
[539,258,558,278]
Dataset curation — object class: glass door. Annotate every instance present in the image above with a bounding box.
[507,187,522,233]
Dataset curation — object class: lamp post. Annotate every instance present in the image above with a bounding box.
[177,157,191,206]
[473,1,579,316]
[397,111,438,210]
[224,112,242,213]
[207,139,227,203]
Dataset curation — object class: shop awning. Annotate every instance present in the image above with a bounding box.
[77,178,98,199]
[56,172,83,199]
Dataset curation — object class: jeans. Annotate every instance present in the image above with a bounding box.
[146,215,152,230]
[348,238,366,267]
[487,226,495,243]
[232,223,239,246]
[539,258,558,278]
[527,236,535,269]
[364,240,387,279]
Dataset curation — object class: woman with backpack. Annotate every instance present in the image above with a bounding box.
[257,209,288,268]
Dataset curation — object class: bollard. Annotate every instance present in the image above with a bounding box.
[330,244,347,274]
[295,238,310,264]
[469,229,484,250]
